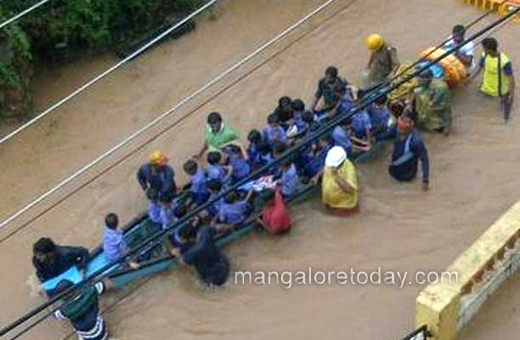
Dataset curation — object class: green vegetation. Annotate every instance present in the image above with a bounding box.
[0,0,205,118]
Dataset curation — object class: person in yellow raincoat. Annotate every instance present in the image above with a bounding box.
[321,146,359,215]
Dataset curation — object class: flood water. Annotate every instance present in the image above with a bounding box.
[0,0,519,339]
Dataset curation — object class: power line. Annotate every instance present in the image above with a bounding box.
[0,0,51,30]
[0,0,354,246]
[0,0,340,230]
[3,4,518,337]
[0,0,222,145]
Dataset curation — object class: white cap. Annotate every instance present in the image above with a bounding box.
[325,146,347,167]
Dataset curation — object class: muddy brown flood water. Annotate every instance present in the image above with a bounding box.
[0,0,520,339]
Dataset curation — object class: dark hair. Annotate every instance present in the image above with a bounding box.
[257,142,272,156]
[105,213,119,230]
[228,144,242,156]
[273,141,287,156]
[183,160,198,175]
[260,188,275,204]
[173,204,187,219]
[207,111,222,124]
[482,37,498,52]
[279,158,292,168]
[207,151,222,165]
[309,122,321,132]
[247,129,262,144]
[159,191,174,204]
[278,96,292,108]
[146,187,159,201]
[302,110,315,123]
[325,66,338,78]
[418,68,433,79]
[207,179,223,192]
[267,113,279,125]
[452,24,465,36]
[291,99,305,112]
[33,237,56,254]
[224,191,238,204]
[374,94,388,106]
[178,224,197,241]
[319,134,333,145]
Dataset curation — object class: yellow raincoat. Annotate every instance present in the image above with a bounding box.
[322,159,358,210]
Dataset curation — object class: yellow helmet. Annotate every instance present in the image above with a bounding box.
[366,34,384,51]
[149,150,168,165]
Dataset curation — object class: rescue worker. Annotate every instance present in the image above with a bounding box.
[413,69,452,136]
[54,279,113,340]
[321,146,359,215]
[472,37,515,121]
[311,66,348,120]
[379,115,430,191]
[172,226,230,287]
[363,34,400,90]
[137,151,177,196]
[194,111,240,158]
[32,237,89,284]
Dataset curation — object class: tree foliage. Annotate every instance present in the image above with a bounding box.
[0,0,204,117]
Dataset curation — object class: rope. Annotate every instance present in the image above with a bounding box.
[0,0,51,30]
[3,5,518,337]
[0,0,339,231]
[0,0,221,145]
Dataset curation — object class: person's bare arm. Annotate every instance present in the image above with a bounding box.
[507,71,515,99]
[102,278,114,291]
[332,170,354,194]
[467,65,482,83]
[194,142,208,159]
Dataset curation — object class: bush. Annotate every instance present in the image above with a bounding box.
[0,8,32,118]
[0,0,205,117]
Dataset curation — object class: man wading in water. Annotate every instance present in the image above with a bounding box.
[471,37,515,121]
[379,115,430,191]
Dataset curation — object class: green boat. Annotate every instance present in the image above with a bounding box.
[40,137,389,292]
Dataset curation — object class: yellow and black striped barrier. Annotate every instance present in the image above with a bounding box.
[459,0,520,23]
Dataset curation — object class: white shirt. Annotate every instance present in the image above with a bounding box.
[444,36,477,73]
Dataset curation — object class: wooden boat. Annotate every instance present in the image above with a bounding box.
[41,134,390,292]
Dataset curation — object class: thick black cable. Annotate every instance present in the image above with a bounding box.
[2,4,519,338]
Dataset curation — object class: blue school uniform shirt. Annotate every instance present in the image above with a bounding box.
[190,169,208,194]
[160,206,175,230]
[306,144,331,177]
[336,94,353,116]
[206,164,227,183]
[262,125,287,146]
[103,227,127,262]
[281,164,302,197]
[218,200,249,224]
[230,155,250,181]
[332,126,352,152]
[293,111,309,132]
[148,200,162,224]
[368,104,390,131]
[258,152,281,177]
[247,143,260,168]
[350,110,372,138]
[206,192,224,218]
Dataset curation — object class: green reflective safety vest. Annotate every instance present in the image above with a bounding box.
[481,53,510,97]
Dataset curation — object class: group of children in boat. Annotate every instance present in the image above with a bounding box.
[29,28,515,340]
